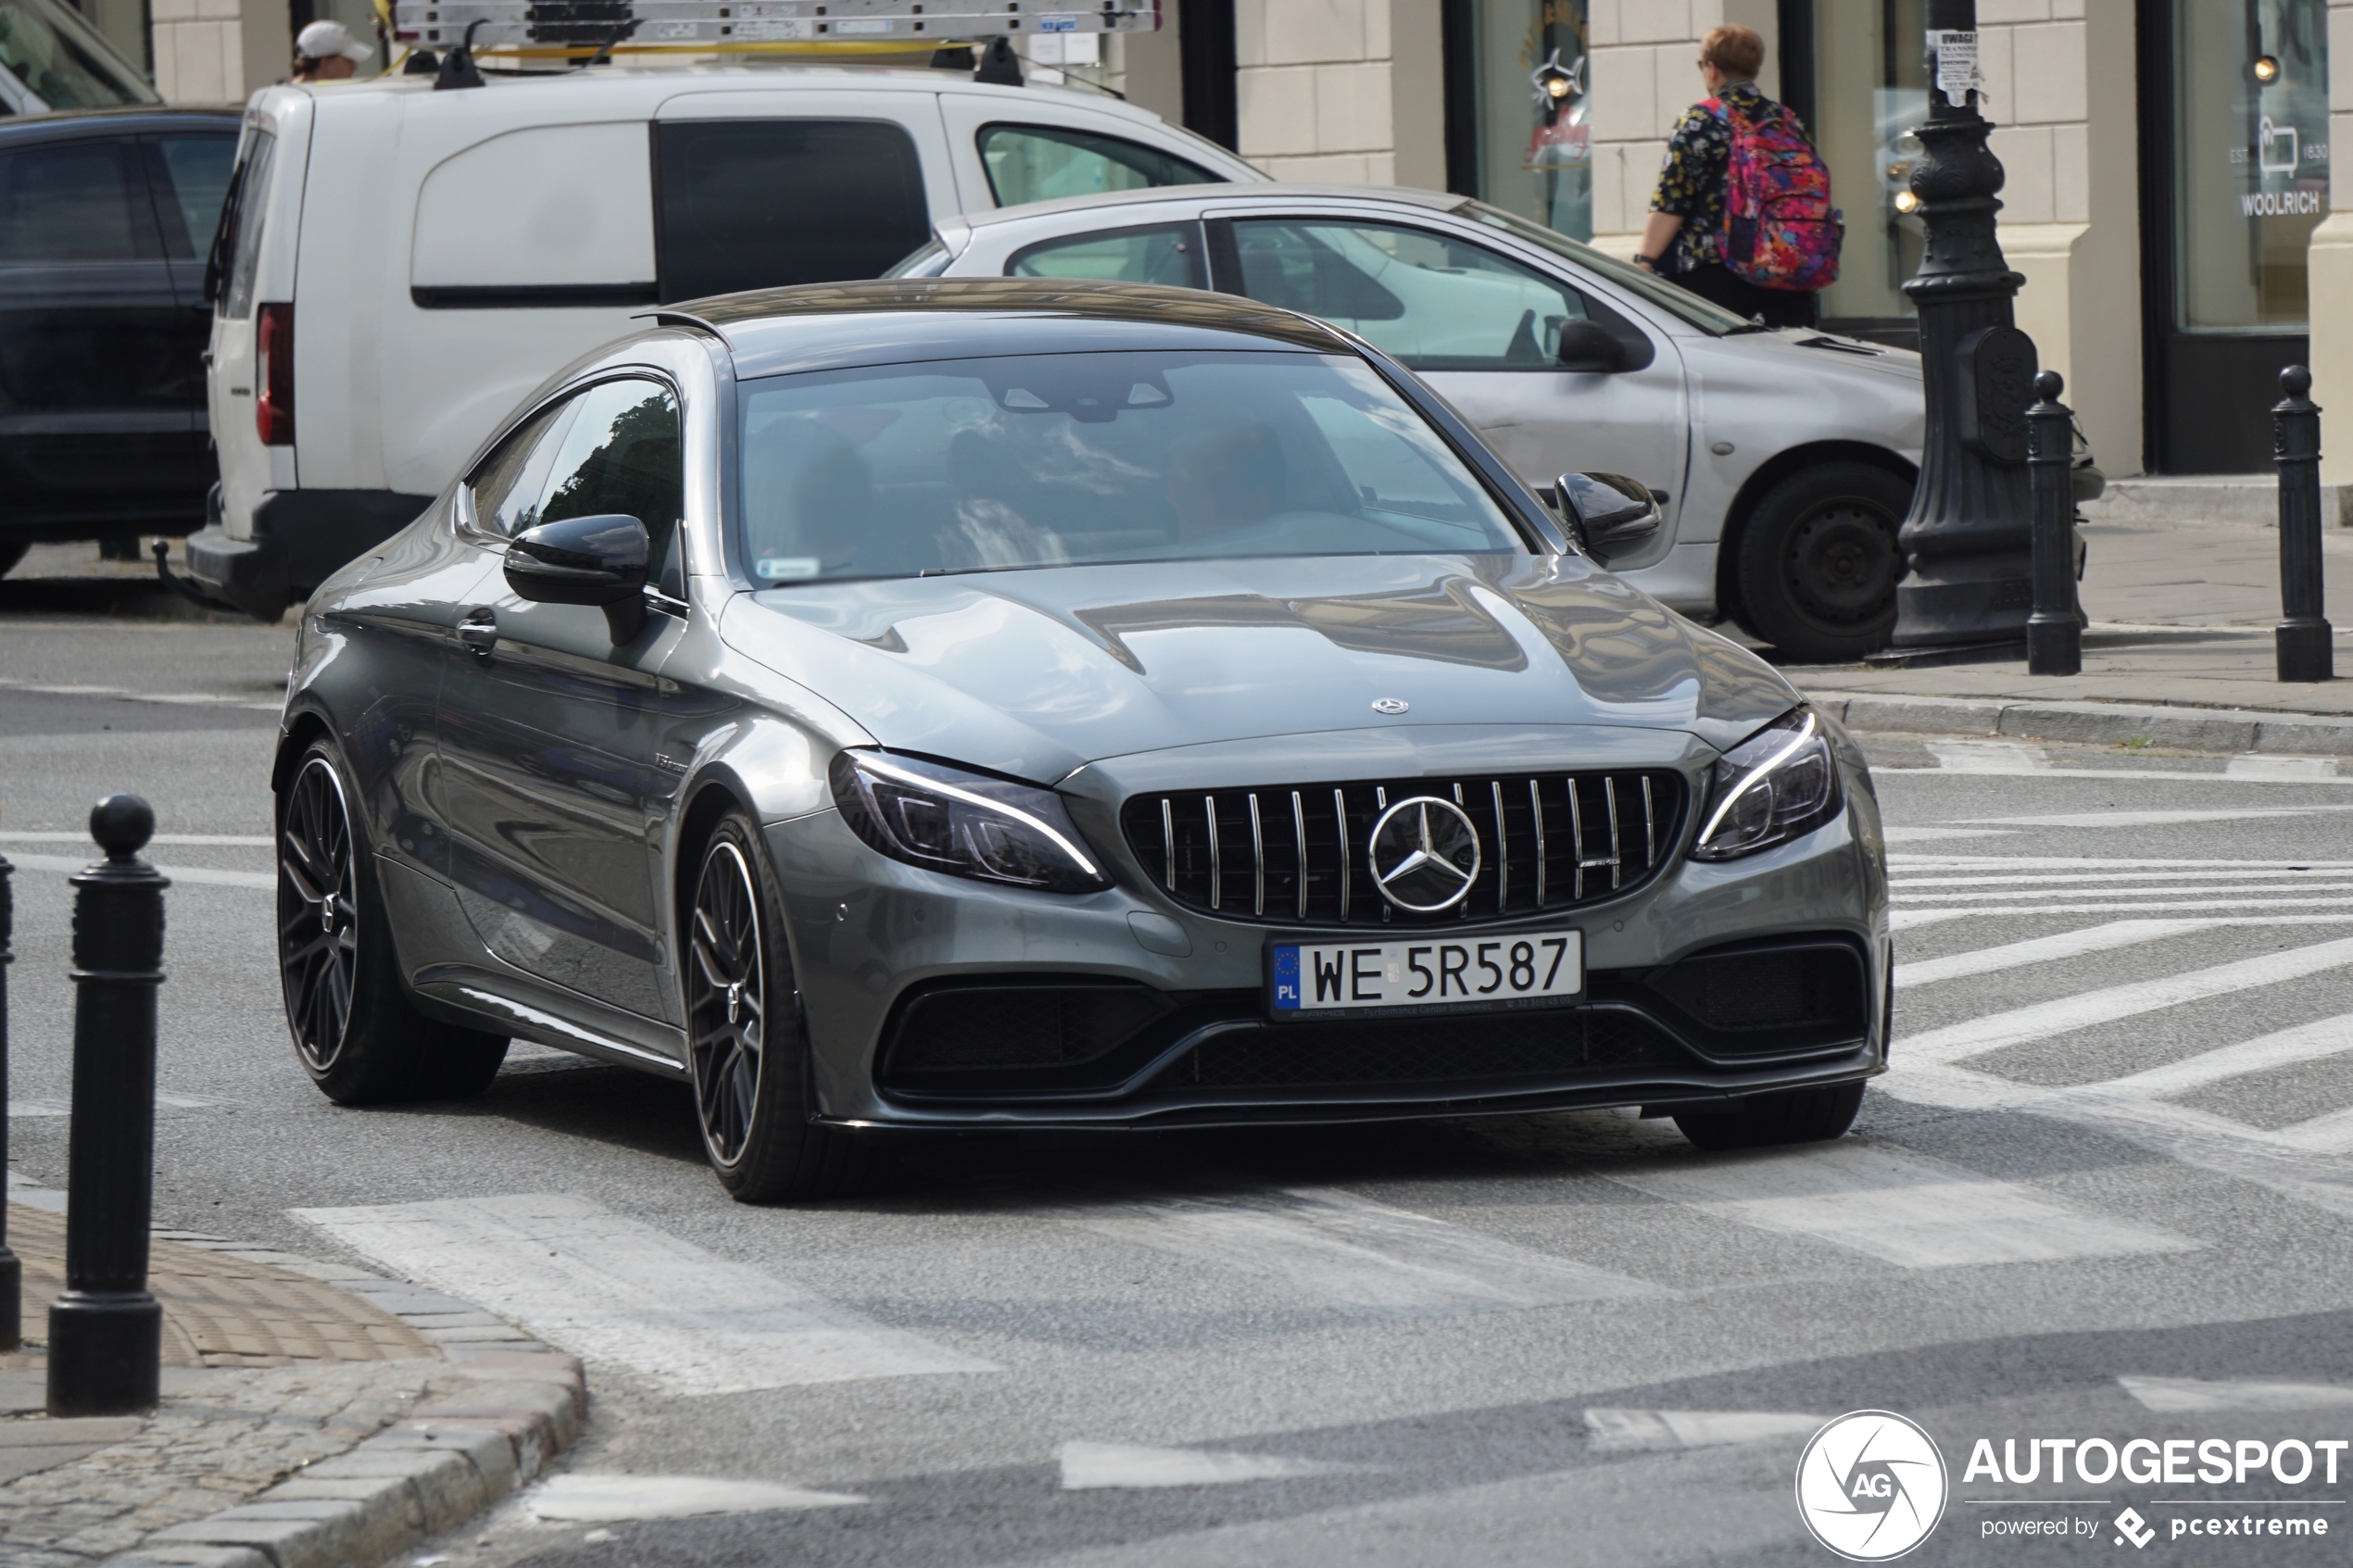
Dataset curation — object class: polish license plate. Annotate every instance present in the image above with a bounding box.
[1268,930,1584,1018]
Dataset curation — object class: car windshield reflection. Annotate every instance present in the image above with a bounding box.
[736,350,1529,584]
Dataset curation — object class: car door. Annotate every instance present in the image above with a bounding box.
[434,376,693,1027]
[143,129,239,514]
[0,130,192,532]
[1205,212,1690,540]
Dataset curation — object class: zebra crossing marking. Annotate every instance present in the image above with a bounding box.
[1581,1410,1827,1451]
[2120,1377,2353,1413]
[1897,938,2353,1065]
[523,1474,864,1522]
[1897,921,2217,986]
[1051,1185,1657,1314]
[2102,1014,2353,1098]
[1057,1443,1355,1489]
[1604,1144,2194,1269]
[292,1193,1000,1396]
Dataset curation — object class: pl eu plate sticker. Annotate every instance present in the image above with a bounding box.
[1271,946,1301,1010]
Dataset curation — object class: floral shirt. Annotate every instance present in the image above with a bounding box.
[1649,81,1775,275]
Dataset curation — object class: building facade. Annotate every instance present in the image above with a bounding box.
[107,0,2346,479]
[1117,0,2349,482]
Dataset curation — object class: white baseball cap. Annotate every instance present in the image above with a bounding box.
[296,19,372,63]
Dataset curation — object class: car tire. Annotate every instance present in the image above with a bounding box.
[1731,462,1912,663]
[0,542,26,581]
[1672,1081,1865,1151]
[685,809,874,1204]
[278,741,510,1105]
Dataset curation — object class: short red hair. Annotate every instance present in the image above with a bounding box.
[1701,25,1766,81]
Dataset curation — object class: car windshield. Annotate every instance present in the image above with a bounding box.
[1455,200,1751,336]
[0,0,158,107]
[736,349,1529,584]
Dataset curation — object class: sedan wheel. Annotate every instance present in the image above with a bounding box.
[277,739,508,1104]
[280,755,361,1073]
[1732,461,1913,663]
[685,810,872,1202]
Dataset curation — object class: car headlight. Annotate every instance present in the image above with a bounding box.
[829,749,1111,893]
[1691,708,1843,861]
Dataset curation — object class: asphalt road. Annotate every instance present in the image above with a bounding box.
[7,597,2353,1566]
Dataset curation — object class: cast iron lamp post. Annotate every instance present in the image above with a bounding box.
[1891,0,2041,649]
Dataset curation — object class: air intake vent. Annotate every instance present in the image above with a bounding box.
[1119,770,1685,928]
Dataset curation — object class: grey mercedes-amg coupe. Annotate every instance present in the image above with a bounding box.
[273,280,1891,1203]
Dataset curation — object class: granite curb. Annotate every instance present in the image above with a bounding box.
[1806,689,2353,756]
[0,1173,591,1568]
[105,1355,585,1568]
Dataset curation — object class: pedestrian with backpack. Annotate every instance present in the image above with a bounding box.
[1632,26,1840,328]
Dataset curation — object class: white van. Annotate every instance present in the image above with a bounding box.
[190,63,1259,618]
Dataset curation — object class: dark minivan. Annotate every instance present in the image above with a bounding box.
[0,106,239,578]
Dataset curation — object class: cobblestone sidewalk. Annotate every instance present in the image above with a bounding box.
[0,1194,585,1568]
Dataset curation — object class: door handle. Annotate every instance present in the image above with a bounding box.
[457,609,497,656]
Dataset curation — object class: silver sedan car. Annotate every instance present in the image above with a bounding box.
[275,280,1891,1203]
[894,184,1928,663]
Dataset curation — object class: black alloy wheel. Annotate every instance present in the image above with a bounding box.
[688,834,766,1169]
[1732,462,1914,663]
[277,738,508,1104]
[280,754,362,1074]
[684,809,872,1202]
[1674,1081,1866,1150]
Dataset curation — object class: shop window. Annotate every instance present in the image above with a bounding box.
[1806,0,1928,340]
[1453,0,1593,242]
[2171,0,2330,333]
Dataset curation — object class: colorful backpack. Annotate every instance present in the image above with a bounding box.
[1706,94,1842,292]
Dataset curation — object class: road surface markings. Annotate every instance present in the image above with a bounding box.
[2121,1377,2353,1414]
[1604,1143,2193,1269]
[1898,921,2218,986]
[1051,1185,1656,1314]
[2100,1014,2353,1098]
[0,677,283,712]
[2228,756,2342,780]
[1881,827,2018,844]
[1896,937,2353,1065]
[0,852,272,890]
[1888,745,2353,785]
[291,1193,1000,1396]
[1894,867,2353,887]
[524,1474,863,1522]
[1581,1410,1827,1451]
[1929,742,2049,772]
[0,832,272,847]
[10,1091,230,1117]
[1955,807,2353,824]
[1057,1443,1355,1490]
[1900,884,2353,905]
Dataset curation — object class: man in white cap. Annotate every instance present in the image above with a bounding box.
[291,19,371,82]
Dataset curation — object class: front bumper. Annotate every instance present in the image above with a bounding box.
[769,733,1890,1130]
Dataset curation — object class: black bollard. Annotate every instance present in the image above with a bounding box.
[2275,365,2334,684]
[47,796,167,1417]
[2025,370,2082,676]
[0,848,18,1350]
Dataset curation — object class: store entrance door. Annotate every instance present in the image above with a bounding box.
[2141,0,2330,472]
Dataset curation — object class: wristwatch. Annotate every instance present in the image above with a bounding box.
[1632,254,1658,270]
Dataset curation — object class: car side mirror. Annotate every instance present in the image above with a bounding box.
[1554,319,1629,373]
[506,513,650,642]
[1554,471,1663,566]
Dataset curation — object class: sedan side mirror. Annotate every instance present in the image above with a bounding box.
[1554,471,1663,566]
[1554,319,1629,373]
[506,513,650,643]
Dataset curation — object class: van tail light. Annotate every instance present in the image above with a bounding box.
[256,302,294,446]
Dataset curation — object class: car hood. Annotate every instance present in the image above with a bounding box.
[719,554,1801,784]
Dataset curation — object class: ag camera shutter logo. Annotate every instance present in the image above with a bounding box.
[1795,1411,1949,1561]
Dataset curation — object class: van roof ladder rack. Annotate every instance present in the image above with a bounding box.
[391,0,1158,56]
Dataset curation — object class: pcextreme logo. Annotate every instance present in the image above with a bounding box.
[1796,1411,1952,1561]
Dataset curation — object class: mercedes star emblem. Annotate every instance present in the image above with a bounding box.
[1371,697,1410,715]
[1367,797,1482,912]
